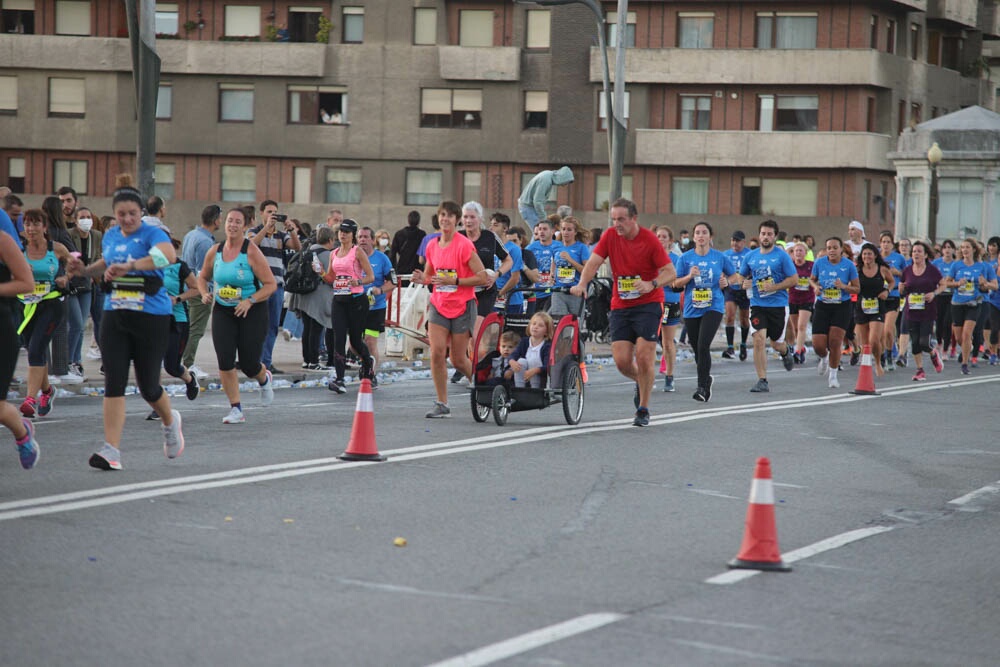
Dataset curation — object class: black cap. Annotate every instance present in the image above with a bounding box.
[732,230,746,241]
[339,219,358,233]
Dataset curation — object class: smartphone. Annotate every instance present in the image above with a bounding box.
[273,214,288,222]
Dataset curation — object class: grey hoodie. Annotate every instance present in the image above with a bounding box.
[519,166,574,217]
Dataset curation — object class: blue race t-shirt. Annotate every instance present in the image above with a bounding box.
[951,260,997,305]
[882,251,907,297]
[365,249,394,311]
[527,240,561,296]
[811,255,858,304]
[741,246,797,307]
[662,251,681,305]
[0,208,21,250]
[674,248,735,318]
[162,260,192,322]
[554,240,591,287]
[101,223,172,315]
[495,240,525,308]
[932,257,955,295]
[723,247,752,293]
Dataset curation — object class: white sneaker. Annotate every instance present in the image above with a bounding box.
[188,365,208,379]
[222,406,245,424]
[828,371,840,388]
[86,347,102,360]
[47,375,62,386]
[59,371,84,384]
[817,356,829,375]
[162,409,185,459]
[260,370,274,406]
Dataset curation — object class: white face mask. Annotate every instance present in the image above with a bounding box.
[378,238,389,248]
[77,218,94,232]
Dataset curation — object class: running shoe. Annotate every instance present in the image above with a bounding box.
[145,410,161,421]
[662,376,675,392]
[896,353,908,368]
[89,443,122,471]
[633,382,640,409]
[222,406,246,424]
[361,357,374,381]
[163,409,185,459]
[19,397,37,419]
[991,354,998,366]
[86,346,102,360]
[185,373,200,401]
[828,372,840,389]
[750,378,770,393]
[426,401,451,418]
[301,362,314,369]
[961,363,971,375]
[370,375,379,389]
[328,379,347,394]
[795,348,806,365]
[971,355,979,366]
[705,375,714,402]
[37,386,55,416]
[188,365,208,379]
[70,362,85,377]
[692,387,709,402]
[721,347,735,360]
[912,368,926,382]
[931,349,944,373]
[450,369,464,384]
[15,419,39,470]
[739,344,748,361]
[260,370,274,406]
[632,408,650,427]
[59,370,84,384]
[781,350,794,372]
[850,349,861,366]
[268,365,285,375]
[948,346,956,360]
[817,356,829,375]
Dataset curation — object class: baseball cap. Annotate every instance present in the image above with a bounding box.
[731,230,746,241]
[849,220,864,232]
[339,219,358,233]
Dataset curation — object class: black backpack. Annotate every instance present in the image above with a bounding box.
[284,246,320,294]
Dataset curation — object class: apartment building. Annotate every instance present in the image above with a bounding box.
[0,1,996,236]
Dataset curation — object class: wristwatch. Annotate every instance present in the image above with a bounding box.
[248,295,257,304]
[651,279,659,289]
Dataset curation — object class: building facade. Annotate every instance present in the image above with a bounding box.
[0,0,996,238]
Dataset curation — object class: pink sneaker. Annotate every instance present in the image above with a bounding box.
[19,397,37,419]
[930,349,943,373]
[912,368,926,382]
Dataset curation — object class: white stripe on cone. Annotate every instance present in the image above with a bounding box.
[748,478,775,505]
[355,389,374,413]
[861,353,873,366]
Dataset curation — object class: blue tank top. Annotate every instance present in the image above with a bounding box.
[213,240,259,307]
[162,261,191,322]
[19,242,61,304]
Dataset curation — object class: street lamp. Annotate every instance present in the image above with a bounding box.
[513,0,628,210]
[927,141,942,242]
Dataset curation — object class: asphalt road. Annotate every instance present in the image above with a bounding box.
[2,353,999,666]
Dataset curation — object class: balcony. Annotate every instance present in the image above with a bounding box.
[927,0,979,29]
[438,46,520,81]
[634,130,894,171]
[0,34,326,77]
[892,0,928,10]
[981,1,1000,38]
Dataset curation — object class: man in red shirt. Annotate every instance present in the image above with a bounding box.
[572,198,675,426]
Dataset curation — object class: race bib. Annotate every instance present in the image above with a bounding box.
[692,288,712,308]
[822,288,842,304]
[19,282,52,304]
[908,293,925,310]
[110,287,146,311]
[958,281,974,296]
[617,275,640,300]
[333,275,353,296]
[216,285,242,306]
[494,294,506,309]
[538,270,553,286]
[861,297,879,314]
[435,269,458,293]
[557,266,576,281]
[795,276,810,291]
[755,277,775,295]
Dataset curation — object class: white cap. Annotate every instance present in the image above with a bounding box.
[849,220,864,232]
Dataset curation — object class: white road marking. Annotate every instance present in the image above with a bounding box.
[651,614,766,630]
[336,578,509,604]
[425,612,626,667]
[663,638,796,664]
[688,489,740,500]
[947,481,1000,511]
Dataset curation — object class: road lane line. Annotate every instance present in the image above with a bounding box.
[704,526,894,585]
[425,612,626,667]
[947,481,1000,510]
[663,638,796,664]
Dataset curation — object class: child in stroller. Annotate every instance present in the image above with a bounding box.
[478,330,520,389]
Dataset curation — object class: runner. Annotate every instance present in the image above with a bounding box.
[571,198,674,424]
[358,226,395,388]
[947,238,998,375]
[899,240,946,381]
[809,237,860,388]
[196,207,277,424]
[785,242,815,364]
[895,236,915,367]
[984,236,1000,365]
[655,226,681,392]
[931,239,957,357]
[549,216,590,319]
[853,243,894,378]
[671,221,738,403]
[488,213,525,317]
[67,186,186,470]
[411,201,489,418]
[0,227,39,469]
[526,217,560,313]
[722,230,752,361]
[879,232,907,372]
[739,220,798,393]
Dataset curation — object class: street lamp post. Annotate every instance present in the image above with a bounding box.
[927,141,942,242]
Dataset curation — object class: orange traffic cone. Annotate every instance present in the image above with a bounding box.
[579,361,589,384]
[849,344,880,396]
[338,379,387,462]
[727,457,791,572]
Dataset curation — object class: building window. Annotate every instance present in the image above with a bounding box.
[48,77,85,117]
[866,96,876,132]
[224,5,259,37]
[53,159,87,195]
[741,177,762,215]
[524,91,548,129]
[55,0,90,35]
[293,167,311,204]
[342,6,364,43]
[910,23,921,61]
[758,94,818,132]
[420,89,482,129]
[598,91,630,130]
[414,7,437,45]
[671,177,708,214]
[2,5,35,34]
[680,95,711,130]
[221,165,256,201]
[406,169,442,206]
[156,83,172,120]
[911,102,921,125]
[219,84,254,122]
[756,12,816,49]
[870,15,878,49]
[287,7,321,43]
[0,76,17,115]
[155,3,178,35]
[459,9,493,47]
[678,13,713,48]
[761,178,817,216]
[8,157,26,193]
[595,174,633,210]
[606,11,636,47]
[886,19,896,55]
[526,10,550,49]
[289,85,348,125]
[153,163,175,199]
[325,168,362,204]
[462,171,482,204]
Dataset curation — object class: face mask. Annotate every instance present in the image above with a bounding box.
[379,238,389,248]
[77,218,93,232]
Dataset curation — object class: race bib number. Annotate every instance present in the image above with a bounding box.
[557,266,576,281]
[692,288,712,308]
[907,293,925,310]
[494,294,506,309]
[333,275,353,296]
[795,276,810,291]
[617,275,640,300]
[861,297,879,314]
[755,277,775,295]
[19,282,52,304]
[958,281,974,296]
[110,287,146,311]
[216,285,242,306]
[822,288,842,304]
[539,270,553,286]
[435,269,458,293]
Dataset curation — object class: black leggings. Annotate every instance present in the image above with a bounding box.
[331,295,372,380]
[22,299,64,366]
[908,318,935,356]
[989,303,1000,346]
[686,310,723,390]
[100,310,170,401]
[163,319,190,379]
[212,302,268,377]
[0,301,17,397]
[301,313,325,366]
[935,294,953,349]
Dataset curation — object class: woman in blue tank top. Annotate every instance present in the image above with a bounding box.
[197,208,277,425]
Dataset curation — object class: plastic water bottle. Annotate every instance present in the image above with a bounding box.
[312,256,322,274]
